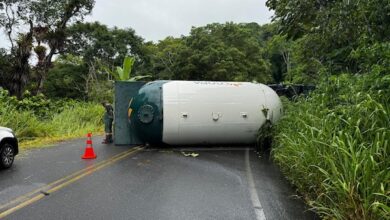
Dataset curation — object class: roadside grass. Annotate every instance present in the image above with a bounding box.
[271,73,389,219]
[0,101,104,150]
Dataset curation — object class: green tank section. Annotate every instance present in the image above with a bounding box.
[129,81,168,144]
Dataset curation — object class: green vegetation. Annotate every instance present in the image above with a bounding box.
[0,0,95,98]
[142,23,274,82]
[105,56,151,81]
[1,20,282,101]
[266,0,390,81]
[0,89,103,148]
[0,1,388,218]
[267,0,390,219]
[273,73,389,219]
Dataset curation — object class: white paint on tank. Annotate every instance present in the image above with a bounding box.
[162,81,282,145]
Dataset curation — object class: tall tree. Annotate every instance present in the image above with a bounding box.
[0,0,95,97]
[0,48,12,88]
[0,0,32,98]
[44,55,88,99]
[267,0,390,77]
[144,23,273,82]
[30,0,95,93]
[145,37,189,80]
[64,22,146,78]
[266,34,292,82]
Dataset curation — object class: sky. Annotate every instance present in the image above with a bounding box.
[0,0,273,48]
[87,0,273,42]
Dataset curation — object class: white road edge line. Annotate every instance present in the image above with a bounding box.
[245,148,267,220]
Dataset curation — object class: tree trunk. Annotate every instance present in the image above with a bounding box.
[9,20,34,99]
[35,71,46,95]
[34,48,55,94]
[281,50,291,81]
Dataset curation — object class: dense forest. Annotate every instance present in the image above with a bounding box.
[0,0,388,219]
[0,20,285,101]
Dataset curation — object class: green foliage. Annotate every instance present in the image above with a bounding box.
[143,37,188,79]
[144,23,273,82]
[350,42,390,75]
[265,33,293,82]
[0,49,12,87]
[272,73,389,219]
[28,0,95,25]
[42,54,115,102]
[0,88,82,119]
[44,61,88,99]
[264,2,390,217]
[85,80,113,103]
[0,0,96,97]
[45,102,103,137]
[0,88,103,142]
[65,22,145,68]
[105,56,152,81]
[65,22,152,84]
[267,0,390,81]
[121,56,134,80]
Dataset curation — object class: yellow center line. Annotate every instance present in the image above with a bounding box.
[0,146,143,219]
[0,146,141,211]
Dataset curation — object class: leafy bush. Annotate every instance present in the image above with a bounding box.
[85,80,114,103]
[44,62,88,100]
[0,88,104,144]
[48,102,104,137]
[272,73,389,219]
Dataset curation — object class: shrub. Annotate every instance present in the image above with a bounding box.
[272,73,389,219]
[0,88,104,144]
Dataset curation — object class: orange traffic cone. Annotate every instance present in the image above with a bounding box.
[82,132,97,159]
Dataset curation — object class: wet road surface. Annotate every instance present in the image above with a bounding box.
[0,137,317,219]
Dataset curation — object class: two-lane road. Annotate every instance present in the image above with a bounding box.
[0,137,317,219]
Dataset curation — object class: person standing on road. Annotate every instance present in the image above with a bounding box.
[101,101,114,144]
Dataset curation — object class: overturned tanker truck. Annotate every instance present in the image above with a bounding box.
[113,80,283,146]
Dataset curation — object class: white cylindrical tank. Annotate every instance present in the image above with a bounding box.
[160,81,282,145]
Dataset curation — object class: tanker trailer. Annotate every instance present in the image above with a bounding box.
[126,80,282,146]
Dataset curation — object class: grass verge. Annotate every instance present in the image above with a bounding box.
[0,101,104,150]
[271,73,389,219]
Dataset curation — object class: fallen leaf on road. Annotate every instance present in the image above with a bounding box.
[181,152,199,157]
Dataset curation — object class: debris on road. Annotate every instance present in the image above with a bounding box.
[40,191,50,196]
[181,152,199,157]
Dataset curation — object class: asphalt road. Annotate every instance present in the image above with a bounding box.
[0,137,318,220]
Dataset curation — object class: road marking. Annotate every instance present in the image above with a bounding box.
[0,146,143,219]
[245,148,267,220]
[0,146,140,211]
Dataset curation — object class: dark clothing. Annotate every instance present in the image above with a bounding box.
[104,104,114,119]
[103,104,114,133]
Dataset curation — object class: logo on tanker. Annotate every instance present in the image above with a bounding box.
[194,81,243,87]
